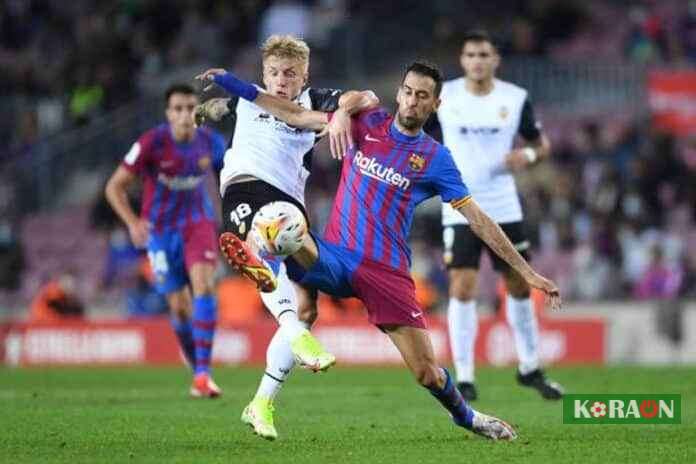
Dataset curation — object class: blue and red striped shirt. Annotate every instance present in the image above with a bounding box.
[122,124,226,233]
[324,108,471,272]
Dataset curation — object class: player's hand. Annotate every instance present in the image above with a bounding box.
[525,272,562,311]
[194,68,227,92]
[194,98,231,127]
[327,108,353,160]
[504,149,532,172]
[127,219,151,249]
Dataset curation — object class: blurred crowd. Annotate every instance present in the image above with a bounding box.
[1,0,696,317]
[4,0,696,148]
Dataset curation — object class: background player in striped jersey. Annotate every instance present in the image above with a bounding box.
[195,35,378,439]
[209,61,561,440]
[105,84,225,398]
[426,30,563,401]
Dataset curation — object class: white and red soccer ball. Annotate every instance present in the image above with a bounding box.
[251,201,308,257]
[591,401,607,418]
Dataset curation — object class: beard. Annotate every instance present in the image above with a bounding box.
[397,112,424,130]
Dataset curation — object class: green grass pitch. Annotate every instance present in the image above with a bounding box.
[1,366,694,463]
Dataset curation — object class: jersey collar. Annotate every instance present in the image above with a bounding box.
[389,121,424,144]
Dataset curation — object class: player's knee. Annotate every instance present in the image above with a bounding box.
[168,297,190,319]
[449,272,477,301]
[505,272,530,298]
[190,266,215,296]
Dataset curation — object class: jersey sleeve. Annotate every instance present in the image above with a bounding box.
[121,131,155,175]
[326,106,390,145]
[309,87,343,112]
[224,97,240,149]
[357,106,390,129]
[432,146,471,204]
[225,96,240,115]
[517,97,542,141]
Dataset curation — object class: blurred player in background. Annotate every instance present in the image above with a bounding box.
[208,60,562,441]
[195,35,378,439]
[426,30,563,401]
[105,83,226,398]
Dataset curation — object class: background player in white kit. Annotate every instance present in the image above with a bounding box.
[194,35,378,439]
[427,30,564,401]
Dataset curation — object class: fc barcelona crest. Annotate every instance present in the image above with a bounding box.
[408,153,425,172]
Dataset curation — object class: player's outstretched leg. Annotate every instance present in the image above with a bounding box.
[219,232,277,292]
[384,324,517,441]
[222,233,334,371]
[258,266,335,372]
[240,326,302,440]
[243,286,318,440]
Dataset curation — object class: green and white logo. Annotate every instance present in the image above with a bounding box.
[563,394,681,424]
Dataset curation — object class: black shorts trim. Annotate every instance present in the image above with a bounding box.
[442,221,531,272]
[221,180,308,240]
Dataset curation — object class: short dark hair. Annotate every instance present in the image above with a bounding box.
[164,83,196,106]
[461,29,497,51]
[402,60,444,97]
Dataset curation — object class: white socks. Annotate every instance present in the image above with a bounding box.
[447,298,478,383]
[259,263,306,342]
[506,295,540,375]
[256,320,309,400]
[256,262,309,400]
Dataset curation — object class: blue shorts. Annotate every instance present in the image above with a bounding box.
[287,235,426,328]
[147,221,218,295]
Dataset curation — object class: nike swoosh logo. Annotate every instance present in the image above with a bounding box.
[365,134,380,143]
[204,251,216,260]
[411,311,422,318]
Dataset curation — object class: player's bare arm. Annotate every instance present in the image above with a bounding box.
[328,90,380,159]
[195,68,328,131]
[255,92,329,130]
[505,133,551,171]
[105,166,150,248]
[455,197,561,310]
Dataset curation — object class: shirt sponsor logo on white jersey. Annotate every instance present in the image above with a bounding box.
[460,126,500,135]
[354,150,410,190]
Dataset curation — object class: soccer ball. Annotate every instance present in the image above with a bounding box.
[250,201,308,257]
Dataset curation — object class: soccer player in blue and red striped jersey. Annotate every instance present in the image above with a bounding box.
[106,83,226,398]
[212,62,562,439]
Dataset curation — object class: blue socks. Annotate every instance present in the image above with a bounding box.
[192,295,217,375]
[428,367,474,428]
[170,317,196,368]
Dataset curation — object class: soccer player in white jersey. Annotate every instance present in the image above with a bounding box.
[427,30,563,401]
[194,35,378,439]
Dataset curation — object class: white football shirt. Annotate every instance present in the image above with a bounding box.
[436,77,540,225]
[220,87,324,205]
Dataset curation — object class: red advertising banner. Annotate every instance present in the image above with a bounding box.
[0,315,605,366]
[648,70,696,136]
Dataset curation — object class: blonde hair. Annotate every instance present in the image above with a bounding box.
[261,35,310,64]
